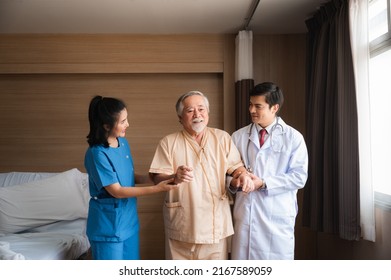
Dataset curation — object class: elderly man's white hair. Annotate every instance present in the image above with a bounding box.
[175,90,210,116]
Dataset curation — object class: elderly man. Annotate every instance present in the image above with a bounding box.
[149,90,253,260]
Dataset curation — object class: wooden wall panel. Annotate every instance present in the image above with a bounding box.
[0,34,225,74]
[137,192,166,260]
[0,34,225,63]
[253,34,307,134]
[0,73,223,174]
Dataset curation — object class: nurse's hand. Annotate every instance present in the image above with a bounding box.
[157,178,180,191]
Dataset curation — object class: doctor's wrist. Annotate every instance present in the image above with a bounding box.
[257,179,266,190]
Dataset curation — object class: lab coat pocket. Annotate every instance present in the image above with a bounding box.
[163,201,184,231]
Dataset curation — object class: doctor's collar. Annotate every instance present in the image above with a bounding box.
[255,118,277,133]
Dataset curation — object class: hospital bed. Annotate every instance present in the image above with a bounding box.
[0,168,90,260]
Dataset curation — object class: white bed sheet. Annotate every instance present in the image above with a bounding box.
[0,218,89,260]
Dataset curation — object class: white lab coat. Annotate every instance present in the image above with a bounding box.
[230,117,308,260]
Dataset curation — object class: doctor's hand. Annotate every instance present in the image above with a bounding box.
[248,173,265,190]
[174,165,194,184]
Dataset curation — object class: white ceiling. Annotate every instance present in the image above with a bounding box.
[0,0,328,34]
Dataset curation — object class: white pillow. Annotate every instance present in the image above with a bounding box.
[0,168,90,234]
[0,171,58,188]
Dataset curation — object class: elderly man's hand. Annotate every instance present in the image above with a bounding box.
[237,172,255,193]
[174,165,194,184]
[231,171,255,193]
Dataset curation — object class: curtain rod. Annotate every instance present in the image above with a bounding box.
[242,0,261,30]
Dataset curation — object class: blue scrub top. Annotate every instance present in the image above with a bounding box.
[84,137,139,242]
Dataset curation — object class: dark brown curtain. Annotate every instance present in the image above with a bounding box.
[235,79,254,130]
[302,0,361,241]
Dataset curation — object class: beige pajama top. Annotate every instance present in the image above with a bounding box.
[149,127,244,244]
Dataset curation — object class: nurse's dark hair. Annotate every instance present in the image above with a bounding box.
[250,82,284,115]
[86,95,127,147]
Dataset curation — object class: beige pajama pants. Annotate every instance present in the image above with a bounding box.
[165,237,229,260]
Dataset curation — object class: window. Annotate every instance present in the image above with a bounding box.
[369,0,389,41]
[369,0,391,203]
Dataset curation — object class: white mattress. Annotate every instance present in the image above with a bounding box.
[0,219,89,260]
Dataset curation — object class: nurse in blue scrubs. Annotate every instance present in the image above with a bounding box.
[84,95,179,260]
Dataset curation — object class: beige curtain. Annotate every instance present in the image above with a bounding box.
[235,30,254,130]
[349,0,375,242]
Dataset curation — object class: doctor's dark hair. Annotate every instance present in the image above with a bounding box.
[250,82,284,115]
[86,95,127,147]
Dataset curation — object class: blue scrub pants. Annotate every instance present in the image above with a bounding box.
[90,232,140,260]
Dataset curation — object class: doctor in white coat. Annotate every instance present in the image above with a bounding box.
[229,82,308,260]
